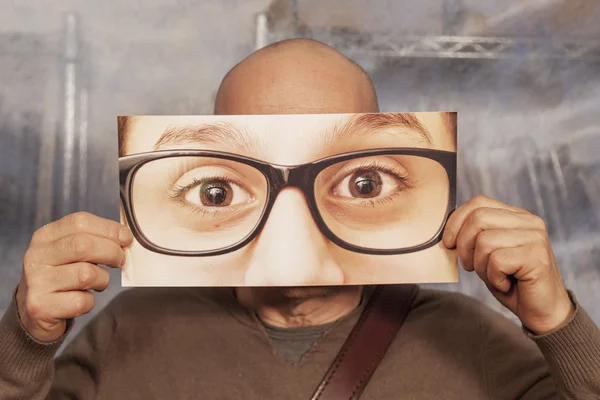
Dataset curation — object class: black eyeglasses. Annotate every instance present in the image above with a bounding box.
[119,148,456,256]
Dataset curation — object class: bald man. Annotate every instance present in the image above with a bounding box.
[1,39,599,400]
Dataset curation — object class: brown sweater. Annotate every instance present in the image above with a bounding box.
[0,286,599,400]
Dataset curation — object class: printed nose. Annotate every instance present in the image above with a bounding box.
[243,188,345,287]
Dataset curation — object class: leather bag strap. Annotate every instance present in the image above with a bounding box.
[310,284,419,400]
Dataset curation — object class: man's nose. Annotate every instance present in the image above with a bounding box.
[243,188,345,286]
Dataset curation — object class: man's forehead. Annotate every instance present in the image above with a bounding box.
[214,81,377,116]
[130,113,351,133]
[214,45,379,115]
[127,113,442,136]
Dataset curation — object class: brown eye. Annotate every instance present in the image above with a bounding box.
[199,181,233,206]
[348,170,383,198]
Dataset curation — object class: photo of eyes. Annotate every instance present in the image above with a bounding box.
[117,112,458,286]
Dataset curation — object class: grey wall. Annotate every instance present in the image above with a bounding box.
[1,0,599,348]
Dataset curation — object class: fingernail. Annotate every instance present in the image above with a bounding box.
[119,227,132,244]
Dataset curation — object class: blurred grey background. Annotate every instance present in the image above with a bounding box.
[1,0,599,348]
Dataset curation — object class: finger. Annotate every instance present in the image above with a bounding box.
[486,242,551,292]
[454,208,546,271]
[32,212,133,246]
[33,262,111,293]
[28,233,125,267]
[473,229,546,275]
[27,291,95,322]
[486,247,527,293]
[443,195,529,248]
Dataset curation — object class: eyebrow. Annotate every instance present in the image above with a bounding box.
[153,122,261,153]
[152,112,433,155]
[319,113,434,148]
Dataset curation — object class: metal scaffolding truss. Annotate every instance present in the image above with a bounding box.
[256,13,600,61]
[332,33,600,61]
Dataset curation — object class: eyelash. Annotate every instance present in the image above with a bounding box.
[168,174,249,216]
[329,161,415,203]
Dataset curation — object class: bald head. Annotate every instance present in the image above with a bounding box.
[214,38,379,115]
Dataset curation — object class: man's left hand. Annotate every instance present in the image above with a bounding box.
[443,195,574,335]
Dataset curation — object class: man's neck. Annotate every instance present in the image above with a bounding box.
[235,286,364,328]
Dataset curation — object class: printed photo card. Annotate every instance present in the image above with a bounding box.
[117,112,458,286]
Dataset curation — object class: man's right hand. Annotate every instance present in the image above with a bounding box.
[15,212,133,343]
